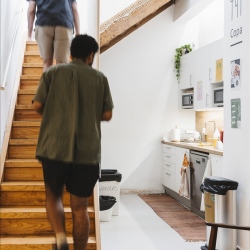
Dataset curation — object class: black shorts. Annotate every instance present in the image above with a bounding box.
[41,158,99,197]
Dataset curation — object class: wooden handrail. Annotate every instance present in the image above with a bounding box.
[1,0,24,90]
[206,222,250,250]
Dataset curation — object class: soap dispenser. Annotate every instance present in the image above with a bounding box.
[213,128,220,148]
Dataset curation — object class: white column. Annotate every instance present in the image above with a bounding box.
[223,0,250,249]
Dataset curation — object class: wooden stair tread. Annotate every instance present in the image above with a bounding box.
[5,159,41,168]
[0,206,94,218]
[9,139,38,145]
[23,63,43,68]
[25,51,40,56]
[15,105,34,110]
[21,75,41,80]
[26,41,37,45]
[18,89,37,94]
[12,121,41,127]
[1,181,46,191]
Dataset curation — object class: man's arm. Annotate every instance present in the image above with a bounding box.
[33,101,44,115]
[72,1,80,35]
[102,110,112,121]
[27,1,36,39]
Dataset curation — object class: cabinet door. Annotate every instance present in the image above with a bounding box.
[210,154,223,177]
[179,52,195,90]
[162,169,176,191]
[194,46,211,110]
[210,39,224,83]
[175,147,190,198]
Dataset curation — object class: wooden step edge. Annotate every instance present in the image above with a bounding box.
[18,89,37,94]
[0,206,95,219]
[12,121,41,127]
[21,75,41,80]
[26,41,37,45]
[25,51,40,55]
[0,181,45,191]
[23,63,43,68]
[0,236,96,245]
[15,105,34,110]
[9,139,38,146]
[5,159,41,168]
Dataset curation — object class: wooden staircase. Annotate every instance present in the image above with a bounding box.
[0,41,101,250]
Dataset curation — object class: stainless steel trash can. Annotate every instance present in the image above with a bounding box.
[200,177,238,250]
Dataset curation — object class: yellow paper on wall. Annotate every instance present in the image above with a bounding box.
[216,59,223,82]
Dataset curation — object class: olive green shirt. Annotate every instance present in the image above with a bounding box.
[33,60,114,164]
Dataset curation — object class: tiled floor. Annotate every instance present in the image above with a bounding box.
[100,194,205,250]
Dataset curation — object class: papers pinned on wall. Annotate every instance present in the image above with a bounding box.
[231,98,241,129]
[216,59,223,82]
[231,59,241,90]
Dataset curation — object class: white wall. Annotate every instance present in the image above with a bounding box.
[100,6,196,192]
[223,0,250,249]
[0,0,26,151]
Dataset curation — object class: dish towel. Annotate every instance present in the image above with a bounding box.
[179,154,190,198]
[200,158,212,212]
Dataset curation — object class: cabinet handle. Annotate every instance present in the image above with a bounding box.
[209,68,212,82]
[190,74,192,86]
[165,164,171,167]
[166,156,171,158]
[165,173,171,176]
[206,93,209,107]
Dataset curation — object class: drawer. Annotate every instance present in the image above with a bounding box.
[162,170,176,191]
[163,152,176,164]
[163,144,175,154]
[163,161,175,173]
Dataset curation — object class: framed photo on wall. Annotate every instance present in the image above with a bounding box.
[231,59,241,90]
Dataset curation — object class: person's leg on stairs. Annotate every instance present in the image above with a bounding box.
[70,193,89,250]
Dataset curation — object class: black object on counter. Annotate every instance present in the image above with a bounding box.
[99,196,117,211]
[100,169,122,182]
[200,177,238,195]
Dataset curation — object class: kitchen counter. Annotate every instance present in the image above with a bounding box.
[161,141,223,156]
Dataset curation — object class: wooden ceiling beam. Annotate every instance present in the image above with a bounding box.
[100,0,174,54]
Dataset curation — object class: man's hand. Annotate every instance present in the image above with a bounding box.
[33,101,44,115]
[72,1,80,35]
[101,110,112,121]
[27,1,36,40]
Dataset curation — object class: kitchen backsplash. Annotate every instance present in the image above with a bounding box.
[196,111,224,139]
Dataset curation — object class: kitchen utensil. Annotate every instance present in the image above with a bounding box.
[171,126,180,142]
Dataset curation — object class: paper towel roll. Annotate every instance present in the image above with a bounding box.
[171,129,180,142]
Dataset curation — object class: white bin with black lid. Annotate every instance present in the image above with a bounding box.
[99,169,122,216]
[200,177,238,250]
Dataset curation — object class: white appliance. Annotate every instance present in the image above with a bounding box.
[213,87,224,107]
[182,93,194,109]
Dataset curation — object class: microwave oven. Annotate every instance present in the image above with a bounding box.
[182,93,193,109]
[214,87,224,107]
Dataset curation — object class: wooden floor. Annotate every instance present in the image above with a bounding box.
[0,41,100,250]
[139,194,206,242]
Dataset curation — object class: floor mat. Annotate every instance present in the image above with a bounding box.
[139,194,206,242]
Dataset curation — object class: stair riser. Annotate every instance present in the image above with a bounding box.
[0,218,95,236]
[0,243,96,250]
[24,55,43,63]
[12,127,40,139]
[22,67,43,76]
[4,168,43,181]
[26,44,39,52]
[0,192,93,206]
[8,145,36,159]
[20,80,39,89]
[18,95,35,105]
[15,110,42,122]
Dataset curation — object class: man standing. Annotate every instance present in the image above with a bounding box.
[27,0,80,71]
[32,35,114,250]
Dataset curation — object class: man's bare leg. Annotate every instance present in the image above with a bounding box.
[43,58,54,72]
[45,186,68,249]
[70,194,89,250]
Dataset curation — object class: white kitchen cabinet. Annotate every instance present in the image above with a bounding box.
[175,147,190,198]
[210,39,224,84]
[179,52,195,90]
[162,169,176,191]
[194,45,211,110]
[210,154,223,177]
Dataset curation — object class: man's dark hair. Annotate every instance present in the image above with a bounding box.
[70,34,99,60]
